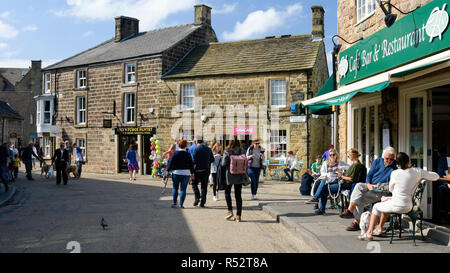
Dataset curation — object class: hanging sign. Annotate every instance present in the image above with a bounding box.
[339,0,449,86]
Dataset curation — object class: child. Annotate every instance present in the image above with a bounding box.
[311,155,322,178]
[13,154,21,180]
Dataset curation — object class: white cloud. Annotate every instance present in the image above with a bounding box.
[0,11,10,19]
[0,20,19,39]
[82,31,94,37]
[212,3,237,14]
[53,0,197,30]
[222,2,303,41]
[0,59,61,68]
[21,25,38,32]
[0,42,7,49]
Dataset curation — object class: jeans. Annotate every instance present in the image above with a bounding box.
[313,179,327,199]
[248,167,261,195]
[318,182,351,211]
[172,174,190,207]
[212,172,218,196]
[225,184,242,216]
[13,166,18,179]
[192,170,210,205]
[284,168,299,181]
[24,160,33,179]
[76,161,83,177]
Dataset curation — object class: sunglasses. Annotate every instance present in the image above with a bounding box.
[384,157,395,162]
[329,154,336,156]
[254,143,260,145]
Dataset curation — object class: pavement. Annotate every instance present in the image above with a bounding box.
[0,183,16,208]
[1,171,449,253]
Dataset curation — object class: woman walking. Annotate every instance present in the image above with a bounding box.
[222,137,248,222]
[211,143,223,201]
[126,144,140,181]
[166,139,194,208]
[246,139,265,200]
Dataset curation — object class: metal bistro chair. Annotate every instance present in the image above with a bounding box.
[388,179,427,246]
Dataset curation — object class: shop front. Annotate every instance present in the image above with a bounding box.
[303,0,450,221]
[115,127,156,175]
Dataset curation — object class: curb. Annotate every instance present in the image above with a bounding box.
[259,203,329,253]
[0,185,17,208]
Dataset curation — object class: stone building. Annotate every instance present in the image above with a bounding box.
[302,0,450,221]
[39,4,330,175]
[0,101,24,145]
[0,60,42,146]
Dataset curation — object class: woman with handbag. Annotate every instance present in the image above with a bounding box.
[73,143,85,178]
[126,144,140,181]
[246,139,265,200]
[222,137,247,222]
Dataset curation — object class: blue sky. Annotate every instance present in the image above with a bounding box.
[0,0,337,71]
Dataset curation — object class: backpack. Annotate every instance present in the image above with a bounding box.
[229,154,247,174]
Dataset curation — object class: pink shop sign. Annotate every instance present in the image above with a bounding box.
[233,126,256,135]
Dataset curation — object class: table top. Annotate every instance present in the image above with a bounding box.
[439,176,450,182]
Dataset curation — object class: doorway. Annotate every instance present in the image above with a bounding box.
[118,134,137,173]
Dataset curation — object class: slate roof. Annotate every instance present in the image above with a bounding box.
[0,68,29,91]
[0,100,24,119]
[163,34,322,78]
[45,24,202,70]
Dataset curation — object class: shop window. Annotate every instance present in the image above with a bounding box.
[269,130,287,159]
[124,93,135,124]
[270,79,286,108]
[181,84,195,110]
[357,0,376,23]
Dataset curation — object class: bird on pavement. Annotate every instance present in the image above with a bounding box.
[100,218,108,230]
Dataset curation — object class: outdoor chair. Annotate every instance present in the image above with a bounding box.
[388,179,427,246]
[338,166,367,213]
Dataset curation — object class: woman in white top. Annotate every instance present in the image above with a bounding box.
[359,152,439,240]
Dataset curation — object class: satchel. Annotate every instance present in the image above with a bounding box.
[242,173,251,186]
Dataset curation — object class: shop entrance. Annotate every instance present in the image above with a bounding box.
[119,135,137,173]
[223,135,252,151]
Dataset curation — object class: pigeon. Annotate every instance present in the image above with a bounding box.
[100,218,108,230]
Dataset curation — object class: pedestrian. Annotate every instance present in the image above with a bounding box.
[222,137,248,222]
[163,144,176,162]
[65,140,73,166]
[21,142,42,181]
[166,139,194,208]
[13,153,20,180]
[321,144,334,162]
[73,143,85,178]
[211,142,223,201]
[283,151,299,181]
[52,142,69,185]
[192,137,214,207]
[126,144,140,181]
[32,143,39,168]
[0,143,9,192]
[246,139,265,200]
[311,155,322,178]
[188,138,198,160]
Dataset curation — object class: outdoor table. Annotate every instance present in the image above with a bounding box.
[439,176,450,182]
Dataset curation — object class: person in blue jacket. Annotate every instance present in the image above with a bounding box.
[340,147,397,232]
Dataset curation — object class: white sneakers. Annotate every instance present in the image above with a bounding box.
[213,196,218,201]
[252,195,258,200]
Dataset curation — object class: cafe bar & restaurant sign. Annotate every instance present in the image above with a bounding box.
[339,0,449,86]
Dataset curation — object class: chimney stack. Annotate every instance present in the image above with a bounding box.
[194,4,211,26]
[115,16,139,42]
[311,6,325,40]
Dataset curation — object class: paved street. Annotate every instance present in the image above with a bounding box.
[0,170,312,253]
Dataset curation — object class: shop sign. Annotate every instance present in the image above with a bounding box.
[10,133,17,138]
[49,126,61,137]
[233,126,256,135]
[115,127,156,135]
[339,0,449,86]
[292,92,305,101]
[289,116,307,123]
[103,119,112,128]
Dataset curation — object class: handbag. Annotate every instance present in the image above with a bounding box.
[243,173,251,186]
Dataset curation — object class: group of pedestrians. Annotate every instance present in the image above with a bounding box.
[165,136,265,222]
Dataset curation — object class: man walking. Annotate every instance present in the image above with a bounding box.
[65,140,73,166]
[52,143,69,185]
[192,137,214,207]
[340,147,397,231]
[21,142,42,181]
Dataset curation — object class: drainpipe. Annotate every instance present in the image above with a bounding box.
[332,51,338,149]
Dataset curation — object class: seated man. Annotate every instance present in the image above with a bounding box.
[284,151,299,181]
[300,169,314,196]
[340,147,397,231]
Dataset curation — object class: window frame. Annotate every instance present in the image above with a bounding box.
[125,63,136,84]
[43,100,51,125]
[77,69,87,89]
[269,79,287,108]
[124,93,135,124]
[269,129,287,159]
[181,84,195,110]
[43,136,50,157]
[356,0,376,24]
[44,73,51,93]
[76,96,86,125]
[76,138,86,157]
[180,130,195,148]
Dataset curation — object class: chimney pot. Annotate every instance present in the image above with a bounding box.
[194,4,212,25]
[115,16,139,42]
[311,6,325,40]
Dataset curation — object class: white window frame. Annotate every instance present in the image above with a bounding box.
[124,93,135,124]
[269,130,287,159]
[270,79,287,108]
[76,138,86,157]
[357,0,376,23]
[181,84,195,110]
[76,96,86,125]
[43,136,50,157]
[77,70,87,88]
[125,63,136,84]
[44,73,51,93]
[43,100,51,125]
[180,130,195,148]
[36,101,41,125]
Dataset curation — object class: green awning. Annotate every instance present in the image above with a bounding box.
[308,74,335,115]
[390,60,447,78]
[307,81,390,107]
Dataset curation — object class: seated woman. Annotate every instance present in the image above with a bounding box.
[305,149,348,214]
[359,152,439,240]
